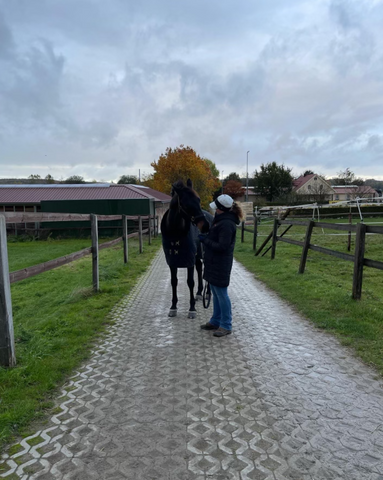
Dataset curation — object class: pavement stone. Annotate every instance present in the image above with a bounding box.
[2,251,383,479]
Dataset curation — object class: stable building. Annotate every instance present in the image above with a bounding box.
[0,184,171,235]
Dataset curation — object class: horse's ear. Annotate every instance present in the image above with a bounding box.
[172,180,184,194]
[186,178,193,189]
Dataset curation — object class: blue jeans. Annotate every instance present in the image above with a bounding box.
[208,284,232,331]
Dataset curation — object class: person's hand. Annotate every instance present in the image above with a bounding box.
[198,234,207,243]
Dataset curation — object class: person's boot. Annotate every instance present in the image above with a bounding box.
[200,322,219,330]
[213,327,232,337]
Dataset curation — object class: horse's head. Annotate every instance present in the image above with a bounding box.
[171,179,210,233]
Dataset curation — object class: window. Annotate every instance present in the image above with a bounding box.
[335,195,339,200]
[308,185,311,190]
[319,185,323,191]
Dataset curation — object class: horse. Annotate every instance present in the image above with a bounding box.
[161,179,210,318]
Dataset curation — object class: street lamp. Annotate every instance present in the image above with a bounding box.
[221,170,224,194]
[246,151,250,202]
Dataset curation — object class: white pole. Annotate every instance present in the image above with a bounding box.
[246,151,250,202]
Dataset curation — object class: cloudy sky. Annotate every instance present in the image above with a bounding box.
[1,0,383,182]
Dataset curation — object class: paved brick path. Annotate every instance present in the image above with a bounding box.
[2,251,383,479]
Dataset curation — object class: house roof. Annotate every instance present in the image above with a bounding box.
[293,174,316,190]
[332,185,377,195]
[0,184,171,204]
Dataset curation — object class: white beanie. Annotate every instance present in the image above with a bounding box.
[209,194,234,211]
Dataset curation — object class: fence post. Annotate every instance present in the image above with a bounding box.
[241,221,245,243]
[90,214,99,292]
[122,215,128,264]
[347,212,352,252]
[352,222,366,300]
[156,215,159,236]
[253,215,258,251]
[0,215,16,367]
[148,215,152,245]
[299,220,314,274]
[138,216,143,253]
[271,218,279,259]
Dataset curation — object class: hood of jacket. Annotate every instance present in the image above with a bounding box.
[213,210,241,226]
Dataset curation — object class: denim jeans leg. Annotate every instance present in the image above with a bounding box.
[211,284,232,331]
[209,284,222,327]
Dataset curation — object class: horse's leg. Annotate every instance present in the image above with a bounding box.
[195,256,203,300]
[187,266,196,319]
[169,267,178,317]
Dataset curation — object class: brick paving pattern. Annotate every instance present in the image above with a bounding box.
[1,251,383,479]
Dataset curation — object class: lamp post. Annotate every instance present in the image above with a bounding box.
[221,171,224,194]
[246,151,250,202]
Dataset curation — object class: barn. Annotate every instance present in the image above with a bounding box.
[0,184,171,236]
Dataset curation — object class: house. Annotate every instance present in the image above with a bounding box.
[332,185,378,202]
[0,183,171,235]
[293,174,335,202]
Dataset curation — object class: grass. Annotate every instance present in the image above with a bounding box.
[0,236,161,453]
[235,216,383,375]
[7,237,111,271]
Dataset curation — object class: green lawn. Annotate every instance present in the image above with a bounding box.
[235,217,383,375]
[0,236,161,454]
[7,238,109,271]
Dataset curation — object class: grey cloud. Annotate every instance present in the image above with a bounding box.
[329,0,358,30]
[1,0,383,181]
[0,9,14,58]
[0,39,65,128]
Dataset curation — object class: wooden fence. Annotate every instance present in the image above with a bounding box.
[0,212,157,368]
[253,218,383,302]
[240,217,259,251]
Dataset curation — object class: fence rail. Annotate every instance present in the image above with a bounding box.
[2,212,147,223]
[266,218,383,301]
[0,212,157,367]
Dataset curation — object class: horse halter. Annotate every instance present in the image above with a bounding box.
[177,195,205,226]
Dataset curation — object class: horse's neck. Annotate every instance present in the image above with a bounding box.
[163,208,190,237]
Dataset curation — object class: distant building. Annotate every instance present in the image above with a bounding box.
[332,185,378,202]
[293,174,335,202]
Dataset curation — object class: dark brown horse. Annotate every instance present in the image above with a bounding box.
[161,179,209,318]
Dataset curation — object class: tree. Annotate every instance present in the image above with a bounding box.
[203,159,219,179]
[45,174,55,184]
[226,172,241,182]
[303,170,314,176]
[117,175,138,184]
[330,167,364,186]
[64,175,86,184]
[253,162,293,202]
[148,145,220,208]
[28,174,41,180]
[223,180,244,200]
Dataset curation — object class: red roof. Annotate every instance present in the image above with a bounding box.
[293,174,315,190]
[333,186,377,195]
[0,184,171,204]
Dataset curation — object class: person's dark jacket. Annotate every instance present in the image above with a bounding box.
[202,211,240,288]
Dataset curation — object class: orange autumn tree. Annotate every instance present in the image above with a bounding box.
[147,145,220,208]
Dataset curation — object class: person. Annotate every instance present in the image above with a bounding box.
[199,194,243,337]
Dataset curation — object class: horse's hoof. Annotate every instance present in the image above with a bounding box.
[195,294,203,301]
[188,311,197,319]
[168,309,177,317]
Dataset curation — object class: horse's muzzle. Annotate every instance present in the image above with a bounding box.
[197,218,210,233]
